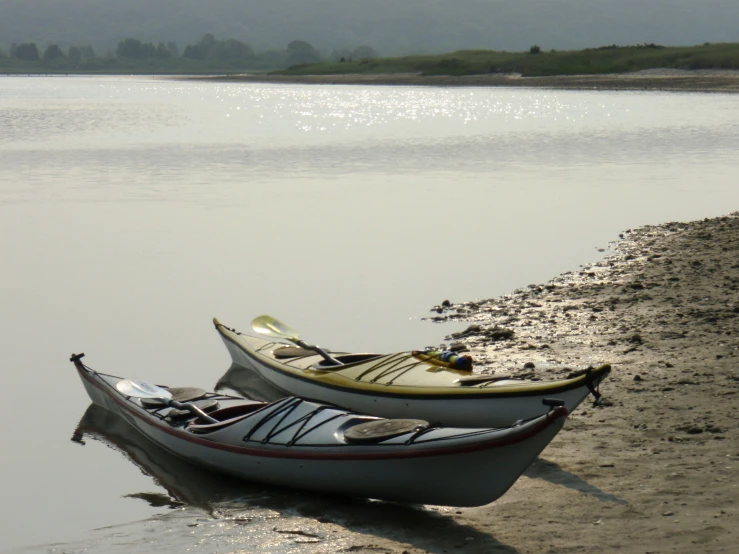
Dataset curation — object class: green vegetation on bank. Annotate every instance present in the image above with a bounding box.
[276,42,739,77]
[3,39,739,77]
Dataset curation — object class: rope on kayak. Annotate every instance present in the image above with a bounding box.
[566,366,603,406]
[355,353,428,384]
[285,411,347,447]
[383,362,427,385]
[241,397,348,447]
[404,425,495,445]
[354,350,473,385]
[354,352,409,381]
[372,356,431,385]
[243,397,301,443]
[588,380,603,406]
[256,341,279,353]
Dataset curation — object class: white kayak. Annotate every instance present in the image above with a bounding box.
[72,353,569,507]
[214,316,610,428]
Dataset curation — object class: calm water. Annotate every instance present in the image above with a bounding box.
[0,76,737,552]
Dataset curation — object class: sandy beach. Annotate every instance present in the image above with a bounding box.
[188,69,739,93]
[396,212,738,553]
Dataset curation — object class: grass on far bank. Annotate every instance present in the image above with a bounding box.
[275,42,739,77]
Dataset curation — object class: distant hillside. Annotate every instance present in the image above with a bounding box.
[2,0,739,56]
[278,43,739,77]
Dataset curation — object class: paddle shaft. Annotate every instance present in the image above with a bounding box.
[294,339,343,366]
[249,315,343,366]
[167,399,218,424]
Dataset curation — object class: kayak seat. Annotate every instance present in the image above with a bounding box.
[273,346,320,359]
[188,402,266,434]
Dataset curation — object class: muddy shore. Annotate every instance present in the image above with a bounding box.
[402,211,738,553]
[185,70,739,93]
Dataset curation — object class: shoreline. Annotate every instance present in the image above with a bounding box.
[182,69,739,93]
[416,211,739,553]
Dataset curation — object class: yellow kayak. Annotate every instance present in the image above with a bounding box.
[214,316,610,428]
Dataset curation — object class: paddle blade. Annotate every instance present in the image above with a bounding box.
[117,379,173,401]
[251,315,300,342]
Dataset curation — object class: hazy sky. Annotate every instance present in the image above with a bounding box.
[2,0,739,55]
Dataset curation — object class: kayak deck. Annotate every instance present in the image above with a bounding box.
[237,332,610,395]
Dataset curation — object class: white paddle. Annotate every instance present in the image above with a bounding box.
[116,379,218,424]
[251,315,343,366]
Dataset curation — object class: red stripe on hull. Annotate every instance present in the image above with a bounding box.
[77,366,567,461]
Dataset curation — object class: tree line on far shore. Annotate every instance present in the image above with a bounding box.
[0,34,379,73]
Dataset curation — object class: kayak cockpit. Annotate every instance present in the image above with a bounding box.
[187,401,267,434]
[312,353,383,369]
[271,345,384,369]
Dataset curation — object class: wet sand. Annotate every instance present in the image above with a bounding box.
[187,69,739,93]
[409,211,738,553]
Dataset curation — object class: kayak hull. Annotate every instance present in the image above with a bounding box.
[73,355,568,507]
[215,319,610,428]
